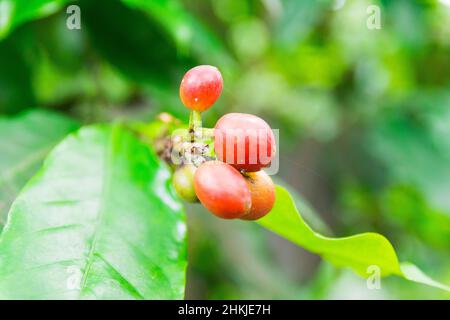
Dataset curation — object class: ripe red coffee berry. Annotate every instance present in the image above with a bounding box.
[240,171,276,221]
[214,113,276,172]
[179,65,223,112]
[194,161,251,219]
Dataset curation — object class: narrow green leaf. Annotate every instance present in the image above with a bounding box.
[258,186,450,291]
[400,263,450,292]
[0,110,78,226]
[0,124,187,299]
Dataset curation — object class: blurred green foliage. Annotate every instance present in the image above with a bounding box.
[0,110,78,227]
[0,0,449,299]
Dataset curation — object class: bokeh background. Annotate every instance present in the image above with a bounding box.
[1,0,449,299]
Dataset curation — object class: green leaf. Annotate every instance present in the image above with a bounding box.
[0,124,187,299]
[273,178,332,236]
[258,186,450,291]
[0,0,68,39]
[0,110,78,226]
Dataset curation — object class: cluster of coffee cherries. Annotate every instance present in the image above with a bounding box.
[172,65,276,220]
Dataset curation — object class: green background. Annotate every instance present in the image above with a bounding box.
[0,0,449,299]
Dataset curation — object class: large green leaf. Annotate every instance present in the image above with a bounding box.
[0,110,78,226]
[0,0,68,39]
[258,186,450,292]
[0,124,187,299]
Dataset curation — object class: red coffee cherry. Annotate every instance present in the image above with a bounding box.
[240,171,276,221]
[179,65,223,112]
[173,164,198,203]
[214,113,276,172]
[194,161,251,219]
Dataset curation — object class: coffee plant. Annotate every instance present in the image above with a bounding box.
[0,0,448,300]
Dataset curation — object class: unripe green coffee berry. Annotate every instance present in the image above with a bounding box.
[173,164,198,203]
